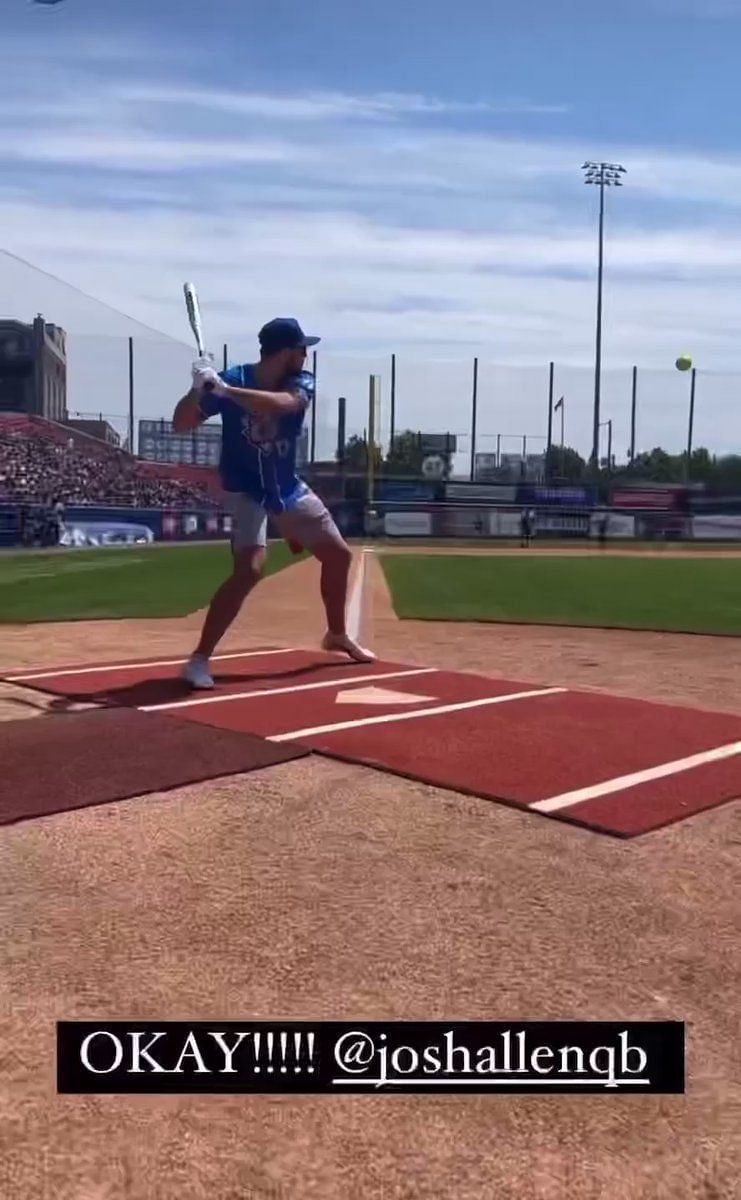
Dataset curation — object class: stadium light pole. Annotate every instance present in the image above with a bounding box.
[629,365,638,464]
[582,161,626,474]
[685,366,697,483]
[598,418,613,473]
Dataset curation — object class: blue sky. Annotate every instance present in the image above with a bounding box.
[2,0,741,457]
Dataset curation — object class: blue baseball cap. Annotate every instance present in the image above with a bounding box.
[258,317,321,355]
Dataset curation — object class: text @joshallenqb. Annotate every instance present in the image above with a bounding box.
[57,1021,685,1094]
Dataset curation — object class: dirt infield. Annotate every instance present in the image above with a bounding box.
[1,544,739,1198]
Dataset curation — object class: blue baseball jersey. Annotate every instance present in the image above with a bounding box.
[198,364,313,512]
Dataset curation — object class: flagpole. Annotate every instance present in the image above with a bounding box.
[546,361,554,479]
[559,398,565,477]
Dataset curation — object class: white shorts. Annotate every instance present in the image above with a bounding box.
[223,487,342,553]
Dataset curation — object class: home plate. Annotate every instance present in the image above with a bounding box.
[335,686,438,706]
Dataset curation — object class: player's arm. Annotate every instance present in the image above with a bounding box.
[217,382,306,416]
[173,368,232,432]
[192,365,310,417]
[172,387,207,432]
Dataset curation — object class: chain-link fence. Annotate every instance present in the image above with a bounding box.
[5,337,739,478]
[2,249,740,478]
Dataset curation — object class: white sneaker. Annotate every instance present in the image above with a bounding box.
[182,654,214,689]
[322,632,377,664]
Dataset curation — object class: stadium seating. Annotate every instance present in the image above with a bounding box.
[0,413,219,509]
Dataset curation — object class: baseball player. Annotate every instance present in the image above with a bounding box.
[173,317,375,689]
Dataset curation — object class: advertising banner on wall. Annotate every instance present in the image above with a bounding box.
[611,487,686,510]
[535,511,591,536]
[690,514,741,540]
[378,482,439,502]
[488,509,521,538]
[433,509,488,537]
[59,521,155,547]
[528,485,597,507]
[55,504,163,547]
[384,511,433,537]
[446,483,518,502]
[588,512,636,539]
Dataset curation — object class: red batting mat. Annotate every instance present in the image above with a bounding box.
[1,647,393,709]
[295,691,741,837]
[0,708,308,828]
[529,750,741,837]
[2,646,284,685]
[157,668,539,737]
[4,649,740,837]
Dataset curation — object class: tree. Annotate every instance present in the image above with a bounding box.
[623,448,683,483]
[385,430,425,476]
[341,434,382,472]
[714,455,741,490]
[686,448,715,485]
[385,430,454,478]
[544,444,586,482]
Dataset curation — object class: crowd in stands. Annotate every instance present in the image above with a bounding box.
[0,417,219,515]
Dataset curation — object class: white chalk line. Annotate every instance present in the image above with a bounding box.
[532,741,741,813]
[268,687,566,742]
[139,667,437,712]
[5,647,300,682]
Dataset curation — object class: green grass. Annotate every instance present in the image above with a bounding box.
[0,542,303,623]
[380,553,741,636]
[370,537,741,552]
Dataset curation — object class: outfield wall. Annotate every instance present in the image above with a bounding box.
[0,503,230,549]
[2,497,741,549]
[0,500,366,548]
[373,504,741,541]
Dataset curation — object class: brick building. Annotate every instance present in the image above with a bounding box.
[0,315,67,421]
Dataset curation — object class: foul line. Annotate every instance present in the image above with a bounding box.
[268,686,566,742]
[532,741,741,813]
[139,667,438,712]
[5,647,298,683]
[346,547,371,644]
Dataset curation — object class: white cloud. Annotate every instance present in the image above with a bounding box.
[119,85,570,121]
[1,41,741,456]
[3,198,740,459]
[6,134,304,171]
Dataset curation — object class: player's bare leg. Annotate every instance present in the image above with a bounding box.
[183,546,266,688]
[311,537,376,663]
[313,538,351,635]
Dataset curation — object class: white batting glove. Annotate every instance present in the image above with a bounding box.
[192,365,225,394]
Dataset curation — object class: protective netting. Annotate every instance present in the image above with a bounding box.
[2,250,740,467]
